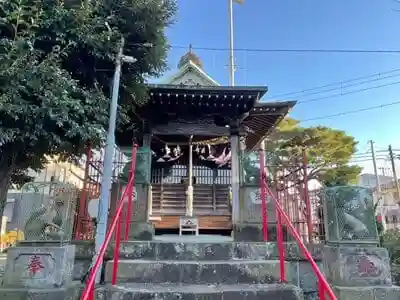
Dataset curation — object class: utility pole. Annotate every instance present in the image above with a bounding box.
[388,145,400,203]
[93,37,137,283]
[370,140,381,199]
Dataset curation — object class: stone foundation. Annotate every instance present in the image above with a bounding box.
[333,285,400,300]
[0,284,80,300]
[323,245,392,287]
[233,223,289,242]
[127,221,154,240]
[96,283,304,300]
[323,244,400,299]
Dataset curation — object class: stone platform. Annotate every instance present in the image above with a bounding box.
[333,285,400,300]
[97,283,303,300]
[0,284,79,300]
[100,240,318,300]
[106,240,323,261]
[0,244,78,299]
[105,259,293,284]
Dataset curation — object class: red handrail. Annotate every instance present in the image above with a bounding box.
[80,146,137,300]
[263,173,336,300]
[275,188,286,282]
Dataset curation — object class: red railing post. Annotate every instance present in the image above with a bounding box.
[275,188,286,282]
[124,143,138,241]
[112,216,122,285]
[259,145,268,241]
[302,149,313,243]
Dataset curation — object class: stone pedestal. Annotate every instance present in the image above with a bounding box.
[234,186,282,242]
[323,245,392,287]
[0,243,79,299]
[322,244,400,299]
[109,182,155,241]
[321,186,400,299]
[333,285,400,300]
[127,221,154,240]
[118,144,155,241]
[130,184,154,240]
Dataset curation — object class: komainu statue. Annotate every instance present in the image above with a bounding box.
[24,196,65,241]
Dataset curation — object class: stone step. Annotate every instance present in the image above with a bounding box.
[96,283,304,300]
[0,285,79,300]
[107,241,322,261]
[105,259,293,284]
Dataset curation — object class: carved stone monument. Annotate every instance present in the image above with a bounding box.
[322,186,400,299]
[0,182,79,299]
[115,145,154,240]
[234,151,288,241]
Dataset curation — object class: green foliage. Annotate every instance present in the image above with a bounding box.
[382,230,400,285]
[266,117,362,185]
[0,0,176,215]
[382,230,400,265]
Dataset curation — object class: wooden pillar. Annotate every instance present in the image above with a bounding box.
[186,135,194,216]
[230,124,240,223]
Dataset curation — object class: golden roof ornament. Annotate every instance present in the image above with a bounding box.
[177,44,203,69]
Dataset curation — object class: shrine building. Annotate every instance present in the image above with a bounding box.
[114,47,296,240]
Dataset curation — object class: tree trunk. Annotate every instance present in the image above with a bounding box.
[0,173,11,228]
[0,151,16,226]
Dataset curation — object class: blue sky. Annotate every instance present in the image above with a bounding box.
[157,0,400,172]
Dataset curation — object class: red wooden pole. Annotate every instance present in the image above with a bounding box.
[124,143,138,241]
[302,149,313,243]
[274,173,286,282]
[259,146,268,241]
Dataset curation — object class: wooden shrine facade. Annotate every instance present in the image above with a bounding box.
[116,84,295,231]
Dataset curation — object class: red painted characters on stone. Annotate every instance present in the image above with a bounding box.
[27,255,45,275]
[357,256,378,276]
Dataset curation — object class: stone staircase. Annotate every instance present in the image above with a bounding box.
[98,240,305,300]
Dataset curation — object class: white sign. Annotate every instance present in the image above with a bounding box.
[179,216,199,235]
[87,198,99,219]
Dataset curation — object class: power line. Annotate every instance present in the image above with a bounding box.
[171,45,400,54]
[297,80,400,104]
[300,100,400,122]
[352,154,388,159]
[266,69,400,99]
[351,158,386,163]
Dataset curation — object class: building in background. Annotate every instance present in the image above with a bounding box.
[357,173,394,188]
[4,156,86,232]
[357,173,400,231]
[378,180,400,231]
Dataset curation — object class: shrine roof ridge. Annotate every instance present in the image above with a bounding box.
[256,100,297,109]
[147,84,268,96]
